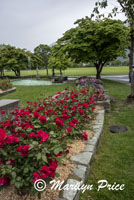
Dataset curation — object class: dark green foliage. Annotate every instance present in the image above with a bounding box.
[56,18,129,79]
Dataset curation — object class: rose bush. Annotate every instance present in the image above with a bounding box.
[0,79,13,91]
[0,86,103,198]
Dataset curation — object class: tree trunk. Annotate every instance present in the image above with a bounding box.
[128,22,134,98]
[13,70,17,76]
[95,63,103,79]
[0,70,3,76]
[96,70,101,79]
[17,70,20,77]
[52,67,55,78]
[60,68,62,76]
[46,66,49,76]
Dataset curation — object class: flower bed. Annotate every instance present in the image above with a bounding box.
[76,76,104,90]
[0,79,13,91]
[0,79,16,97]
[0,86,104,199]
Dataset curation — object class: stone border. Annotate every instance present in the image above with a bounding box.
[97,90,110,113]
[0,99,21,121]
[57,107,105,200]
[0,87,16,97]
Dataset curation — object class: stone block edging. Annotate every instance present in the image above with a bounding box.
[97,90,110,113]
[0,87,16,97]
[0,99,21,121]
[57,108,105,200]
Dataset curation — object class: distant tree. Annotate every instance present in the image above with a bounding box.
[27,51,44,70]
[110,59,122,66]
[34,44,51,76]
[48,45,72,77]
[56,17,129,79]
[122,60,129,66]
[0,45,28,76]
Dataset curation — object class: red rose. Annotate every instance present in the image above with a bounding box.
[81,132,88,141]
[1,110,5,115]
[37,130,49,142]
[39,116,47,123]
[33,112,39,118]
[66,128,72,132]
[62,114,70,120]
[0,128,6,141]
[69,121,75,128]
[78,109,84,115]
[72,118,79,124]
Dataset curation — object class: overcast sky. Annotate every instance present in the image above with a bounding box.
[0,0,126,51]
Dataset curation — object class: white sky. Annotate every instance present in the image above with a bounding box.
[0,0,126,51]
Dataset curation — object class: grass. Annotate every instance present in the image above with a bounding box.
[80,80,134,200]
[0,82,75,107]
[4,66,129,77]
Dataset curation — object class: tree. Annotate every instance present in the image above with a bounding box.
[27,51,44,70]
[92,0,134,97]
[34,44,51,76]
[110,59,122,66]
[0,45,28,76]
[56,17,128,79]
[48,45,72,77]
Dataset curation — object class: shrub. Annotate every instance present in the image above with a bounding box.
[0,79,13,91]
[0,86,103,198]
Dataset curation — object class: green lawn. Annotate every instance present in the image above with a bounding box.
[80,80,134,200]
[0,82,75,107]
[4,66,129,77]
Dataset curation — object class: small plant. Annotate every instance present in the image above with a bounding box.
[0,79,13,91]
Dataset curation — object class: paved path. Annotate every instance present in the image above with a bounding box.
[101,75,129,85]
[68,75,130,85]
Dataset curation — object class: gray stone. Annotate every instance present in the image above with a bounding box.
[85,144,95,153]
[96,113,104,121]
[94,130,102,139]
[63,179,82,200]
[0,99,21,121]
[98,110,105,114]
[71,165,87,181]
[92,125,101,130]
[57,199,66,200]
[87,137,98,146]
[0,87,16,97]
[70,152,93,166]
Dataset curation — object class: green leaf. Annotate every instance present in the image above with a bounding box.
[11,172,16,178]
[37,153,42,160]
[32,141,39,145]
[42,155,48,163]
[10,179,16,185]
[55,173,60,177]
[49,131,55,135]
[34,125,41,129]
[16,177,22,181]
[0,149,7,156]
[15,182,21,188]
[26,128,33,133]
[54,147,62,155]
[24,168,29,173]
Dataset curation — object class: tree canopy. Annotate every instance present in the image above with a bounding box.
[48,45,72,76]
[56,17,129,78]
[0,45,43,76]
[0,45,28,76]
[34,44,51,75]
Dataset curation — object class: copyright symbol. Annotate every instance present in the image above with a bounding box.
[34,179,46,192]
